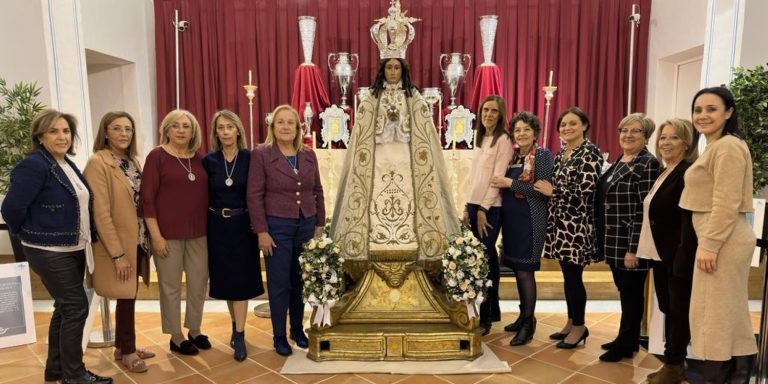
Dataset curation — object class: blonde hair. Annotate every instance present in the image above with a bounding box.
[158,109,202,152]
[209,110,247,151]
[30,109,79,155]
[618,112,655,139]
[263,104,305,152]
[92,111,138,158]
[656,118,699,164]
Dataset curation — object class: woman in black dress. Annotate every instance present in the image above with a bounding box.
[203,110,264,362]
[491,111,553,346]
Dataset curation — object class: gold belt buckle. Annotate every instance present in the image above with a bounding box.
[221,208,231,218]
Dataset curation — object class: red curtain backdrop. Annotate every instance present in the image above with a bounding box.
[154,0,651,156]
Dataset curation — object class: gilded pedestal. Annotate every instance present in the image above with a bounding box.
[307,259,483,361]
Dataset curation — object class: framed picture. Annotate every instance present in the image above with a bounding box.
[0,262,36,348]
[748,198,765,267]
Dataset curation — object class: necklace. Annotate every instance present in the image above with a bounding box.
[170,146,195,181]
[285,154,298,175]
[223,149,238,187]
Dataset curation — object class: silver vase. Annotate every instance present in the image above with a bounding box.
[328,52,359,108]
[479,15,498,65]
[298,16,317,65]
[440,53,472,109]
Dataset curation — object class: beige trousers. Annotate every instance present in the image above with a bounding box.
[154,236,209,335]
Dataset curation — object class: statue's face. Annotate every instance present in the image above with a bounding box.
[385,59,402,84]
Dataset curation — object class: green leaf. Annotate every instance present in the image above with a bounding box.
[0,77,46,194]
[727,65,768,192]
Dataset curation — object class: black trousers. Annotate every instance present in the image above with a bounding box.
[651,260,692,365]
[24,246,88,379]
[560,260,587,326]
[609,264,648,350]
[467,204,502,325]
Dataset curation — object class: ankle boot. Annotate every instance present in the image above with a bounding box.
[232,330,247,361]
[646,363,686,384]
[230,322,236,349]
[509,316,536,346]
[728,354,755,384]
[702,359,733,384]
[504,305,524,332]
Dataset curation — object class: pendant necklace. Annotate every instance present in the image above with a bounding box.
[285,154,298,175]
[171,147,195,181]
[223,149,238,187]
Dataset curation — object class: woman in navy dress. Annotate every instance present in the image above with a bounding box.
[203,110,264,362]
[491,112,553,346]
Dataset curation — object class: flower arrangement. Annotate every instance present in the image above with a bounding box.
[442,226,492,319]
[299,228,344,326]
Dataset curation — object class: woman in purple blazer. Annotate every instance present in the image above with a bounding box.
[247,104,325,356]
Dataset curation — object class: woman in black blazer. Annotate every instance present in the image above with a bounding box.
[637,118,698,384]
[594,113,660,362]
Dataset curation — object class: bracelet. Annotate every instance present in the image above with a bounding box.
[112,254,125,260]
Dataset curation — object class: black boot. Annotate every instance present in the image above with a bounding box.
[728,354,755,384]
[504,305,524,332]
[230,322,236,349]
[233,330,247,362]
[702,359,733,384]
[509,316,536,346]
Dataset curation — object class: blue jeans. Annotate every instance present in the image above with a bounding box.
[265,214,316,337]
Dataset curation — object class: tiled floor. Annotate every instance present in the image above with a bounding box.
[0,310,762,384]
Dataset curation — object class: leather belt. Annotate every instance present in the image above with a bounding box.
[208,207,247,218]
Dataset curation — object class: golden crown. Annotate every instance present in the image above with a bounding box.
[370,0,420,60]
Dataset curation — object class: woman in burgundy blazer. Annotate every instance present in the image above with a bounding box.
[247,105,325,356]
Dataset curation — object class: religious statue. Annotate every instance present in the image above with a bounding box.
[331,5,459,264]
[309,0,482,362]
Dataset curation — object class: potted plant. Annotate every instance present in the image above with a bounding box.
[727,64,768,193]
[0,77,46,261]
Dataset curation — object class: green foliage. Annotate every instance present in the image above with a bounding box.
[728,65,768,192]
[0,78,45,194]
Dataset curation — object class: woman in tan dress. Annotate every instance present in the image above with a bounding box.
[679,86,757,383]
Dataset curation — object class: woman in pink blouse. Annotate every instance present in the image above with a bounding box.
[463,95,513,336]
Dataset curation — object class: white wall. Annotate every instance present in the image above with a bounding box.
[80,0,157,157]
[645,0,707,125]
[0,0,52,108]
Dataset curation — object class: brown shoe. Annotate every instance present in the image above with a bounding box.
[647,363,686,384]
[121,354,148,373]
[114,347,156,360]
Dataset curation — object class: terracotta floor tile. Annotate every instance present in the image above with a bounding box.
[473,373,531,384]
[391,375,451,384]
[236,371,294,384]
[198,359,269,383]
[181,344,240,371]
[508,357,575,384]
[355,373,409,384]
[530,345,598,371]
[0,358,44,382]
[558,373,612,383]
[486,344,527,365]
[129,356,195,384]
[0,345,36,365]
[163,373,216,383]
[318,374,377,384]
[248,349,288,371]
[436,373,493,384]
[488,333,551,356]
[281,373,339,384]
[579,360,655,384]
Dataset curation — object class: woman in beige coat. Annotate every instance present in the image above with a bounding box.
[680,87,757,383]
[84,112,154,373]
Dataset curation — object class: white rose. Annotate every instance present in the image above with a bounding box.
[333,246,340,254]
[448,278,457,287]
[307,240,317,250]
[455,237,464,245]
[470,238,479,246]
[468,290,477,299]
[485,280,493,287]
[319,240,328,249]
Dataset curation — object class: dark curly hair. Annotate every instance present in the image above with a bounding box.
[509,111,542,138]
[370,58,417,98]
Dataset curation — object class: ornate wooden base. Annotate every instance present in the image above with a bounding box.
[307,261,483,361]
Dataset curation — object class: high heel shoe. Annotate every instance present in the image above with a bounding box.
[555,328,589,349]
[503,305,524,332]
[232,330,247,362]
[549,331,568,340]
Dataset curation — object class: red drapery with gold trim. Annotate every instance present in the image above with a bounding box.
[154,0,651,156]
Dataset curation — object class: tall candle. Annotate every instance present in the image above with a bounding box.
[248,70,252,85]
[312,131,316,149]
[548,70,553,86]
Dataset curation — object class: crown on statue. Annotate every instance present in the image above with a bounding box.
[370,0,420,60]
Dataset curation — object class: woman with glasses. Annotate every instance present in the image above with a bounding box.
[594,113,659,361]
[141,110,211,356]
[84,112,155,373]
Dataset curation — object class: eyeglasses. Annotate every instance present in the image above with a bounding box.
[618,127,644,136]
[109,126,134,134]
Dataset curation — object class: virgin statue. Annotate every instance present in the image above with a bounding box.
[331,6,459,263]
